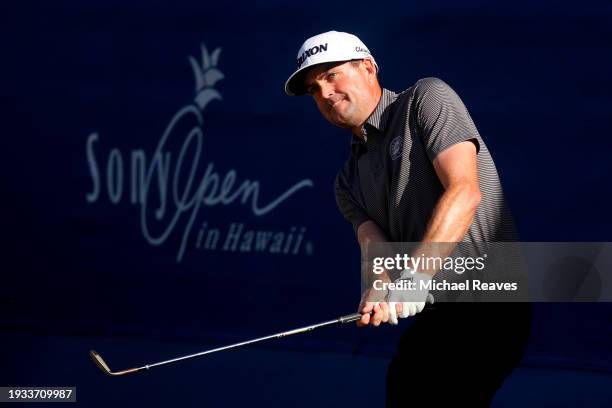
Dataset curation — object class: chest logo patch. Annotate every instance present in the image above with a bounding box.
[389,135,403,160]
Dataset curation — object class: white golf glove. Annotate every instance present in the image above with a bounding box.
[386,268,434,325]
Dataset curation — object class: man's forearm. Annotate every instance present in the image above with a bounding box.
[413,182,481,276]
[422,182,481,243]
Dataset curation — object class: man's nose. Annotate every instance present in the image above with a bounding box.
[319,82,335,99]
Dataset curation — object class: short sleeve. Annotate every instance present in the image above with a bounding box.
[414,77,481,161]
[334,168,370,233]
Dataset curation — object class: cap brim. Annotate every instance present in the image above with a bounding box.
[284,66,310,96]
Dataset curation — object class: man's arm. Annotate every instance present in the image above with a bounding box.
[356,220,393,326]
[413,140,481,276]
[410,77,483,276]
[423,140,481,243]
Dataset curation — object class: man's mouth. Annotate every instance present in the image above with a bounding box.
[329,97,346,110]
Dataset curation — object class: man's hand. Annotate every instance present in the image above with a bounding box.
[386,269,433,325]
[357,288,390,327]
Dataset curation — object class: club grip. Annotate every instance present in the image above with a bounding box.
[338,312,368,324]
[338,296,435,324]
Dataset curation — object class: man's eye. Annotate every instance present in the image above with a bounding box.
[327,72,337,80]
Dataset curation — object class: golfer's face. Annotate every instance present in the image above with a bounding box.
[304,61,372,129]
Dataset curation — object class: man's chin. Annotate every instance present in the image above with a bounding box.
[330,118,352,130]
[329,113,355,129]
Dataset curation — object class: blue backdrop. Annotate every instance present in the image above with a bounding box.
[1,1,611,406]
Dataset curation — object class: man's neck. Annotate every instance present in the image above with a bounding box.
[351,85,383,138]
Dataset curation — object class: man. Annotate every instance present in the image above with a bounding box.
[285,31,531,406]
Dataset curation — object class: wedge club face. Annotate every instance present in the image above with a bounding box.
[90,350,142,376]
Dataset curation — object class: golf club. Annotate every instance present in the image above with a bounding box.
[90,311,366,376]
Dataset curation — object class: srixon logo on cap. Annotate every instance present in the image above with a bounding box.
[296,43,328,68]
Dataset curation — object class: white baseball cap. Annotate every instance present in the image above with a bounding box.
[284,31,379,96]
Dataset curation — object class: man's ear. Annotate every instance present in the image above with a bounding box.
[362,58,377,82]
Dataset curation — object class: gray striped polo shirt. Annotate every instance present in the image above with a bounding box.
[335,77,517,244]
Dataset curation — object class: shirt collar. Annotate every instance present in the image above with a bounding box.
[364,88,398,133]
[350,88,397,153]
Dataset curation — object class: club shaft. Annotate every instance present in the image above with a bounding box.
[140,315,358,371]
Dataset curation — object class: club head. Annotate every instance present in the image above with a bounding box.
[90,350,141,376]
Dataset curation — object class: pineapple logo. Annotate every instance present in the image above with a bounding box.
[189,44,224,111]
